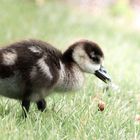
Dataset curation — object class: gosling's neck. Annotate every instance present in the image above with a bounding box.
[55,61,85,92]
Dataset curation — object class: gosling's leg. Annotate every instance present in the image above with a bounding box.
[36,99,46,112]
[22,84,32,117]
[22,100,30,117]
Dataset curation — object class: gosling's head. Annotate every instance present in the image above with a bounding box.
[63,40,111,83]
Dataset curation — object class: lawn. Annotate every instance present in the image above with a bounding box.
[0,0,140,140]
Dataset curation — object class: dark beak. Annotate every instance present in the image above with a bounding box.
[95,66,111,83]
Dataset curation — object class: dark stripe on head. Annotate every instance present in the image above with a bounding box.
[83,41,104,58]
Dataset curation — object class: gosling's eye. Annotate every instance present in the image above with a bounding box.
[91,56,100,63]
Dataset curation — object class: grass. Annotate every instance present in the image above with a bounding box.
[0,0,140,139]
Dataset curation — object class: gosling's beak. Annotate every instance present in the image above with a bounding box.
[95,66,111,83]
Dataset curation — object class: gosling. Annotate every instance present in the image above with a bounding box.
[0,39,111,115]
